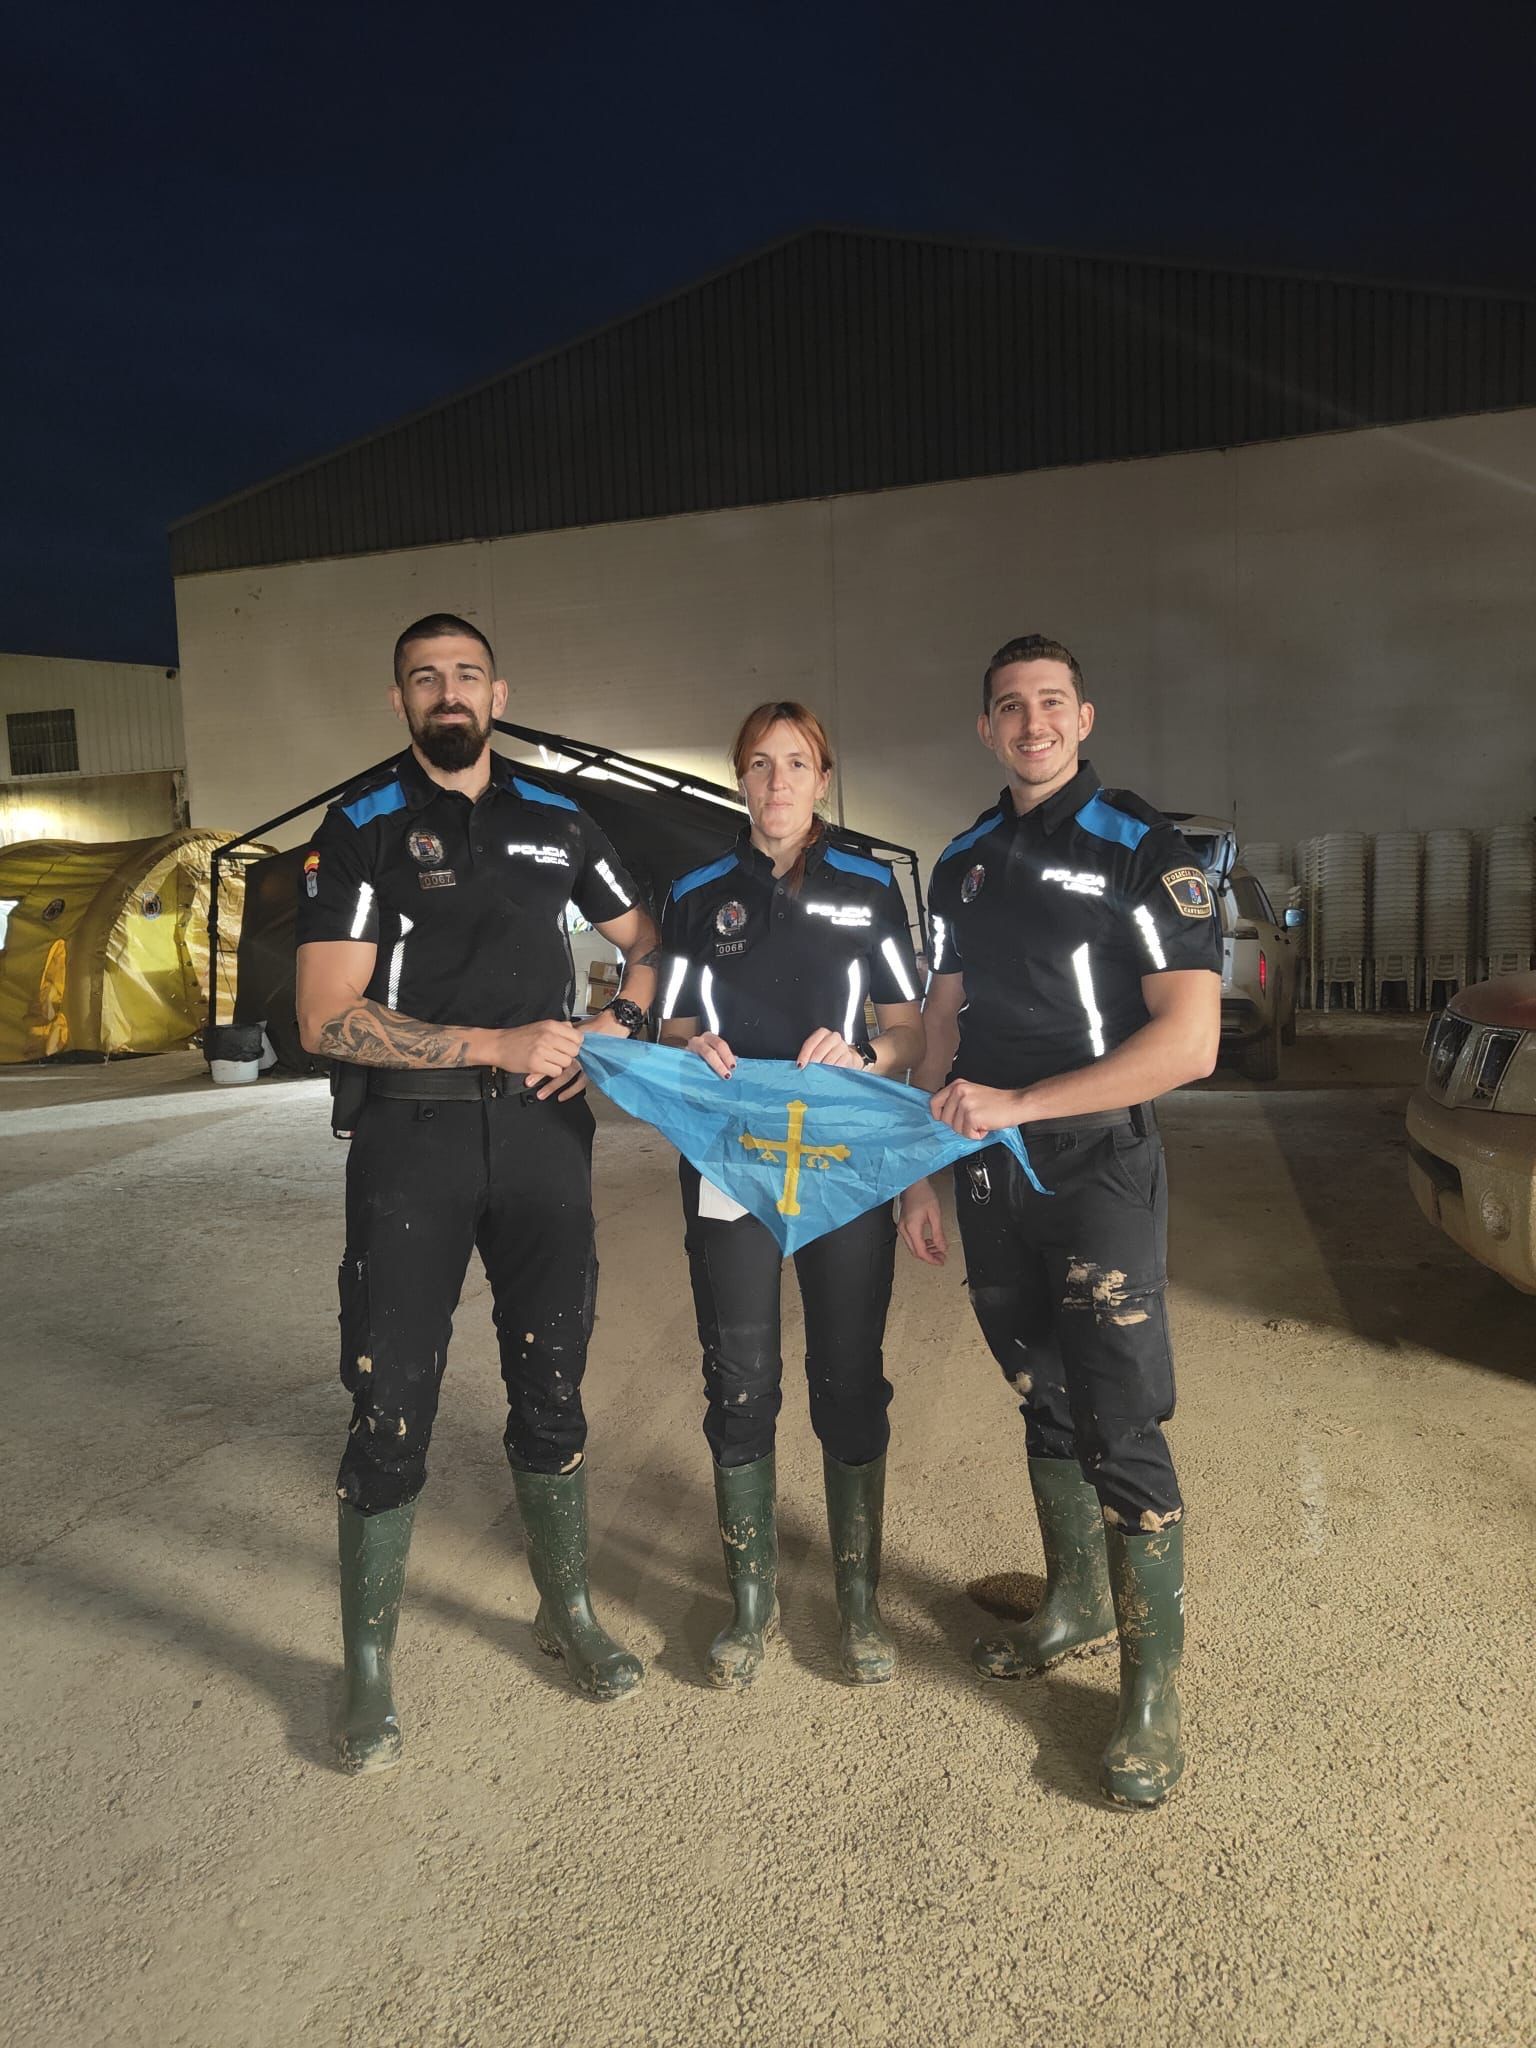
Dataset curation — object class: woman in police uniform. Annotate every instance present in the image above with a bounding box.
[657,702,924,1689]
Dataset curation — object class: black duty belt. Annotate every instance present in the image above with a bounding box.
[365,1067,519,1101]
[1016,1104,1154,1138]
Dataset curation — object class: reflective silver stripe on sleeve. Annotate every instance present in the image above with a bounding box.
[1070,943,1106,1058]
[842,960,863,1042]
[1133,904,1168,970]
[349,881,375,940]
[700,965,720,1035]
[879,935,918,1001]
[595,857,632,909]
[386,914,414,1008]
[660,955,689,1020]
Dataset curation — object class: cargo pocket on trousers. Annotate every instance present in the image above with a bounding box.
[338,1250,373,1392]
[578,1246,599,1345]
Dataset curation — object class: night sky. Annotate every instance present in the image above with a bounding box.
[9,1,1534,667]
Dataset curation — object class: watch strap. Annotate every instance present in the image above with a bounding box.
[602,995,647,1036]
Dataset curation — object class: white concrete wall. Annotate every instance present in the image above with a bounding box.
[0,654,184,781]
[175,408,1536,871]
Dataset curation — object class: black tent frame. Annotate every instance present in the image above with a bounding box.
[204,720,929,1041]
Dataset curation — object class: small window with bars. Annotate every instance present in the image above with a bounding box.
[6,709,79,777]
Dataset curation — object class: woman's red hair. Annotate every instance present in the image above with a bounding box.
[729,702,835,894]
[729,701,835,781]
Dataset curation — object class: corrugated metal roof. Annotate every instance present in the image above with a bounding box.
[170,227,1536,576]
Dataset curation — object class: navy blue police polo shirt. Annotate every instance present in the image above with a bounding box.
[928,759,1221,1088]
[296,748,640,1026]
[659,828,921,1060]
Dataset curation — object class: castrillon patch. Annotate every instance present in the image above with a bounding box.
[41,897,66,922]
[419,868,457,890]
[140,893,162,919]
[1161,866,1212,918]
[304,850,320,899]
[407,830,445,866]
[715,899,748,936]
[961,864,986,904]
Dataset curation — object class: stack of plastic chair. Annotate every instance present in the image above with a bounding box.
[1318,832,1368,1010]
[1294,836,1323,1007]
[1243,841,1296,923]
[1482,822,1535,979]
[1423,829,1476,1000]
[1370,831,1423,1009]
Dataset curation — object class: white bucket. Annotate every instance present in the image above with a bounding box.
[210,1057,260,1086]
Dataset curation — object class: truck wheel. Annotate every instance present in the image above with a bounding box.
[1240,1015,1282,1082]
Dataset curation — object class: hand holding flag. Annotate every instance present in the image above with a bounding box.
[579,1036,1048,1257]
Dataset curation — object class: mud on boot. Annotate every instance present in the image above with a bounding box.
[972,1456,1116,1679]
[708,1453,778,1690]
[532,1600,645,1701]
[1099,1519,1186,1808]
[337,1497,417,1775]
[513,1465,643,1702]
[824,1450,897,1685]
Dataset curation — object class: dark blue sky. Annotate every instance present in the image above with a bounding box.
[9,0,1534,666]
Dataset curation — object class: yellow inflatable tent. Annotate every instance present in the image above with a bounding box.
[0,831,252,1062]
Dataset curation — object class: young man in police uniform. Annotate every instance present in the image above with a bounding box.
[899,634,1220,1807]
[296,613,660,1773]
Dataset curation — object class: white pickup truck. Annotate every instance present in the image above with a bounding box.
[1165,815,1302,1081]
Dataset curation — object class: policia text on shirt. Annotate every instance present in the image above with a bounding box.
[295,613,660,1774]
[899,634,1221,1810]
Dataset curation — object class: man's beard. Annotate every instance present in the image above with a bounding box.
[410,707,490,772]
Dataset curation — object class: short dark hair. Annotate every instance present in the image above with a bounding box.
[982,634,1084,711]
[393,613,496,685]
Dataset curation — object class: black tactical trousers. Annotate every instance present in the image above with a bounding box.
[954,1114,1183,1529]
[335,1091,598,1515]
[679,1161,896,1468]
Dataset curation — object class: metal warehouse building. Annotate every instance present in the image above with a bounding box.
[169,227,1536,864]
[0,652,186,845]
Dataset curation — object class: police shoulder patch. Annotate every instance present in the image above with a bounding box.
[1161,866,1212,918]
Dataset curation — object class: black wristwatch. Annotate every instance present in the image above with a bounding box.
[853,1038,878,1069]
[602,995,647,1037]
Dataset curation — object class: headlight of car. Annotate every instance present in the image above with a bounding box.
[1492,1033,1536,1114]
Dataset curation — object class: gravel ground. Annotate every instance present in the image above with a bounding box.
[1,1034,1532,2048]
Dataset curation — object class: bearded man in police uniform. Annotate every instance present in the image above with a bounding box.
[899,634,1220,1807]
[296,613,660,1773]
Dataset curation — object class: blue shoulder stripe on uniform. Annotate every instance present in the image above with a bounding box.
[1075,792,1150,850]
[512,775,580,812]
[937,810,1005,863]
[823,845,893,886]
[341,780,408,828]
[671,851,738,900]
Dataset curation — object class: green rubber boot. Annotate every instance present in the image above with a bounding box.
[824,1451,897,1684]
[1100,1519,1186,1808]
[707,1454,778,1690]
[972,1456,1117,1678]
[337,1498,417,1775]
[513,1465,644,1702]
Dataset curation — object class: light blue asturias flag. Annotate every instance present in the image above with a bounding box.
[579,1036,1049,1256]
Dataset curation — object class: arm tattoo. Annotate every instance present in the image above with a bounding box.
[315,1000,471,1069]
[634,946,663,970]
